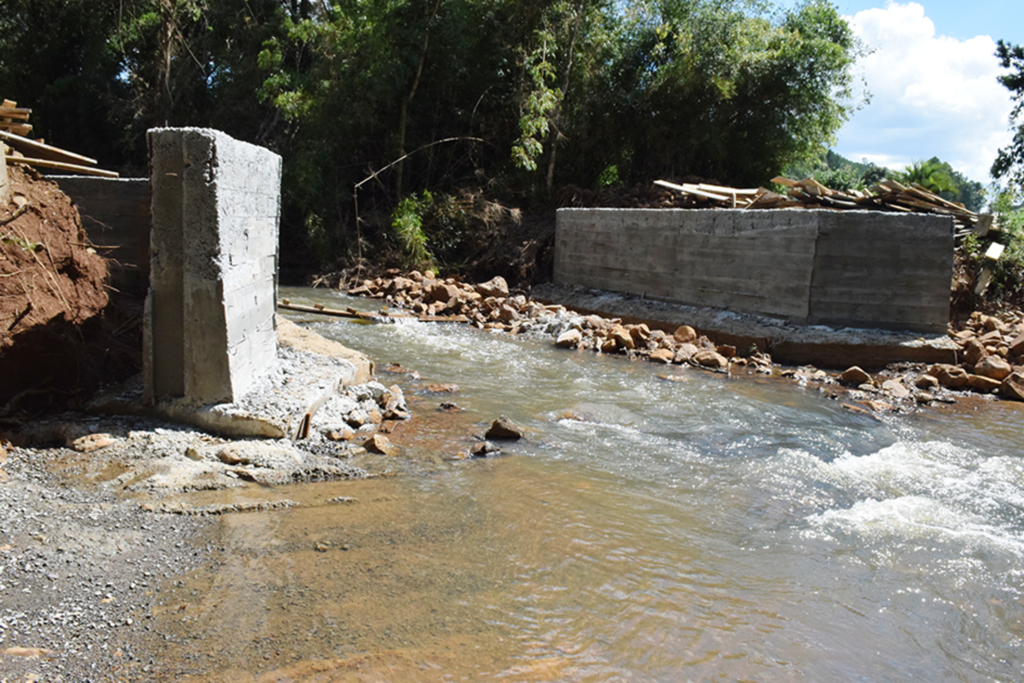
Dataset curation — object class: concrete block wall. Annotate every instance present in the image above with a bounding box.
[555,208,954,333]
[145,128,282,405]
[55,176,151,294]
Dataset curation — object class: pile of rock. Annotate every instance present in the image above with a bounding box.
[347,271,774,373]
[934,310,1024,401]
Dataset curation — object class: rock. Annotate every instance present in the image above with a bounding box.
[485,416,524,440]
[974,355,1013,381]
[1010,332,1024,357]
[962,338,987,366]
[693,350,728,370]
[915,374,939,390]
[629,324,651,346]
[70,433,115,453]
[1000,372,1024,402]
[438,401,463,412]
[968,374,1002,392]
[649,348,674,364]
[609,325,635,350]
[556,329,583,349]
[498,303,519,323]
[475,276,509,298]
[363,434,399,456]
[470,441,501,458]
[915,391,935,404]
[422,383,460,393]
[673,325,697,343]
[839,366,872,385]
[881,379,910,399]
[3,646,51,658]
[657,374,687,382]
[928,364,971,389]
[674,343,699,363]
[326,429,355,441]
[716,344,736,359]
[425,282,461,304]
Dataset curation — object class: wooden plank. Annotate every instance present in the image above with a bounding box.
[1,99,16,108]
[0,107,31,121]
[0,122,32,136]
[0,129,97,166]
[771,176,798,187]
[5,155,119,178]
[696,183,759,196]
[653,180,731,202]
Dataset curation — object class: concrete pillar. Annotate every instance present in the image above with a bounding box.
[144,128,282,405]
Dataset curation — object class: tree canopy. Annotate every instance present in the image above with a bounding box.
[992,40,1024,192]
[0,0,864,268]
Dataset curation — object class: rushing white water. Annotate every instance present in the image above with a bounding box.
[153,287,1024,682]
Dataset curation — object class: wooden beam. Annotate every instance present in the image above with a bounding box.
[653,180,731,202]
[5,155,119,178]
[0,107,31,121]
[0,130,97,167]
[0,122,32,136]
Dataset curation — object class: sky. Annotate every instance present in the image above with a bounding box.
[778,1,1023,183]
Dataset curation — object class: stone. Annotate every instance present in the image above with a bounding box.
[674,343,699,363]
[673,325,697,344]
[485,416,524,440]
[425,282,461,304]
[475,276,509,298]
[968,374,1001,392]
[71,433,115,453]
[422,383,460,393]
[915,374,939,390]
[716,344,736,359]
[693,350,728,370]
[974,355,1012,381]
[881,379,910,399]
[927,364,970,389]
[364,434,399,456]
[470,441,501,458]
[839,366,872,385]
[609,325,635,350]
[629,324,651,346]
[599,338,617,353]
[1011,332,1024,357]
[556,328,582,348]
[649,348,674,364]
[962,338,987,366]
[438,401,463,412]
[915,391,935,404]
[1000,372,1024,402]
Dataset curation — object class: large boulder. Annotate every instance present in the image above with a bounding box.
[475,276,509,298]
[974,355,1012,381]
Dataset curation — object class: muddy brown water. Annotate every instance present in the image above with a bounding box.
[143,287,1024,682]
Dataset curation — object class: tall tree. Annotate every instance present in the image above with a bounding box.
[992,40,1024,191]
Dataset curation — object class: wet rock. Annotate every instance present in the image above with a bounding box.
[881,379,910,399]
[673,325,697,344]
[674,343,699,363]
[716,344,737,359]
[657,374,688,382]
[422,383,459,393]
[363,434,399,456]
[470,441,501,458]
[425,282,461,304]
[915,374,939,390]
[693,350,728,370]
[438,401,463,412]
[609,325,635,350]
[1010,332,1024,357]
[1000,372,1024,402]
[929,364,971,389]
[485,416,524,440]
[649,348,674,364]
[839,366,872,385]
[629,324,651,346]
[915,391,935,404]
[968,374,1001,392]
[71,433,115,453]
[556,329,582,349]
[974,355,1012,381]
[475,276,509,298]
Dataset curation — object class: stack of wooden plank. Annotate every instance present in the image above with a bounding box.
[654,176,980,233]
[1,99,118,178]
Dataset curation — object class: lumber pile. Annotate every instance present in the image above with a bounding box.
[654,176,981,236]
[0,99,118,178]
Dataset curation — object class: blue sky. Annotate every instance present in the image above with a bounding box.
[776,1,1022,183]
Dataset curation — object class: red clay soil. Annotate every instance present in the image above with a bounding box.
[1,165,138,418]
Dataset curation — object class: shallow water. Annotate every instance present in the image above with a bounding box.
[150,287,1024,681]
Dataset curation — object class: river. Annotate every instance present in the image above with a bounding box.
[149,286,1024,682]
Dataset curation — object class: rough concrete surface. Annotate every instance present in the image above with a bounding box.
[145,128,282,406]
[554,208,954,334]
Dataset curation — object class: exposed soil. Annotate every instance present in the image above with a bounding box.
[0,166,141,419]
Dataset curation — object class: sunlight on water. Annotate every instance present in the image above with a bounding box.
[147,287,1024,681]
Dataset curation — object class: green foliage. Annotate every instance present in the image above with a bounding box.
[895,159,956,194]
[391,192,434,268]
[597,164,620,187]
[992,40,1024,191]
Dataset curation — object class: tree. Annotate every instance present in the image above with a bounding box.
[992,40,1024,191]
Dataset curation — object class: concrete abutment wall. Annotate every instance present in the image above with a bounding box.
[144,128,282,406]
[555,208,954,334]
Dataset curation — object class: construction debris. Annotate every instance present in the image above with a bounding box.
[0,99,118,178]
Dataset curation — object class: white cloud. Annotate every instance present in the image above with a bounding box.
[835,2,1014,182]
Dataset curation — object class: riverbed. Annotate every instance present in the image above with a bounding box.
[122,287,1024,680]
